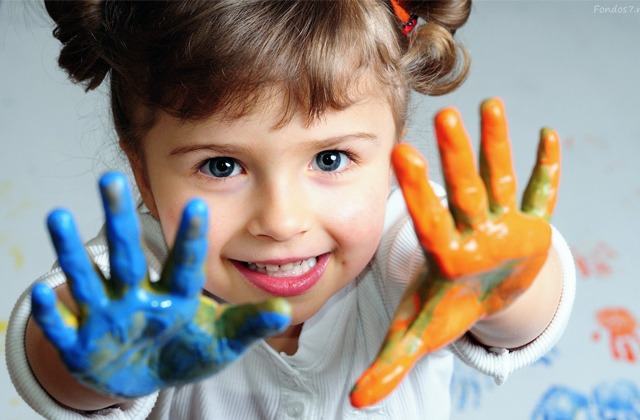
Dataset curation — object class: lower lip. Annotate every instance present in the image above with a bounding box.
[232,254,330,297]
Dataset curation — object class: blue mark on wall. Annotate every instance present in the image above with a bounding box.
[532,380,640,419]
[450,359,496,412]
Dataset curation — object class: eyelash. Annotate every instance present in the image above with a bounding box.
[310,149,358,176]
[196,156,244,180]
[194,148,359,180]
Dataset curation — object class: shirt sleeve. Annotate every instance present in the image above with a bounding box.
[379,187,576,385]
[5,232,159,420]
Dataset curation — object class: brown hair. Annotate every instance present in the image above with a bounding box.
[45,0,471,158]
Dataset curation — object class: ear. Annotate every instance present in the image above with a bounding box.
[121,142,159,219]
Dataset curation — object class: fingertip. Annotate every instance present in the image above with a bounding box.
[434,106,461,130]
[98,171,128,190]
[541,127,559,140]
[46,208,73,233]
[180,198,209,240]
[391,143,426,171]
[184,198,209,220]
[265,297,292,317]
[539,127,561,164]
[31,282,56,310]
[46,209,81,254]
[480,97,505,119]
[255,298,292,333]
[99,171,133,214]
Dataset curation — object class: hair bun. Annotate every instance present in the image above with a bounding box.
[45,0,110,90]
[402,0,472,95]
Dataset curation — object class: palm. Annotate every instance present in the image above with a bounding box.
[32,172,291,397]
[350,98,561,407]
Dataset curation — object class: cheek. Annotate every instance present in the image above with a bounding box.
[157,207,182,248]
[328,180,389,267]
[154,191,198,249]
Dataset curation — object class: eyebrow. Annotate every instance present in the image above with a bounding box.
[169,143,247,156]
[298,132,379,152]
[169,132,378,156]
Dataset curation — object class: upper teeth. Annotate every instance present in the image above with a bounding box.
[247,257,318,277]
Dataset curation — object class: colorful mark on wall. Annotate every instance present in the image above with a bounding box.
[592,308,639,363]
[0,320,6,353]
[451,347,560,413]
[572,241,617,278]
[534,346,559,367]
[450,359,496,412]
[531,380,640,419]
[0,180,29,271]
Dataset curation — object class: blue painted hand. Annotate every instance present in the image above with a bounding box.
[31,172,291,397]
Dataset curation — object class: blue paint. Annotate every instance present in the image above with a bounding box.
[533,346,559,367]
[31,172,292,397]
[531,380,640,419]
[531,385,589,419]
[450,358,496,412]
[592,380,640,418]
[100,171,148,291]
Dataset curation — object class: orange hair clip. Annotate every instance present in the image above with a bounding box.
[390,0,418,35]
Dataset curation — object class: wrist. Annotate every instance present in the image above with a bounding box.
[469,247,563,349]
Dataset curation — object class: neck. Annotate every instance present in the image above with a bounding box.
[266,323,303,355]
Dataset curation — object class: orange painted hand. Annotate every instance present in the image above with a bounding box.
[350,97,561,408]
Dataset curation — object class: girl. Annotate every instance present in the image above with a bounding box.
[6,0,574,418]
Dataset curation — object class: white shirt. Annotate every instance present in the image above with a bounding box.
[5,187,576,419]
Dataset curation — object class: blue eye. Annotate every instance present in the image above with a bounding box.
[201,157,242,178]
[311,151,350,172]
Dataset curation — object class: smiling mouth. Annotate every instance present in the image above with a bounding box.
[243,257,318,278]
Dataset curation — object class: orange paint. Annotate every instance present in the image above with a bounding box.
[595,308,639,363]
[350,98,561,408]
[573,241,617,278]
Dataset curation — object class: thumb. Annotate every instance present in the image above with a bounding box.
[216,298,292,351]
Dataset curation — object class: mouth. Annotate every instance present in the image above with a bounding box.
[231,254,329,297]
[244,257,318,277]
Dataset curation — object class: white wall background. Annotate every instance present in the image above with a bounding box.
[1,1,639,418]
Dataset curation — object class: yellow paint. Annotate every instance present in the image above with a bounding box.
[351,98,561,408]
[9,247,25,270]
[6,198,33,219]
[0,180,11,197]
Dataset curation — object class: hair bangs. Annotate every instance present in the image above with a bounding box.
[156,0,406,127]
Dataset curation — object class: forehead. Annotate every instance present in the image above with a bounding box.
[211,74,403,133]
[143,86,398,158]
[192,87,395,139]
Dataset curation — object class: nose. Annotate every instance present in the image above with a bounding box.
[247,178,311,242]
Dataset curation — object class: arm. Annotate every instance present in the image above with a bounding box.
[27,172,291,411]
[351,98,563,407]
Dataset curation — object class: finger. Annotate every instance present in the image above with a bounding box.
[47,209,108,307]
[99,172,148,290]
[216,298,292,351]
[479,98,518,213]
[351,273,484,408]
[391,143,455,253]
[434,107,488,230]
[521,128,561,220]
[161,198,209,297]
[31,283,78,351]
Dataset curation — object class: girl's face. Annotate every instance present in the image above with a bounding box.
[133,89,397,326]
